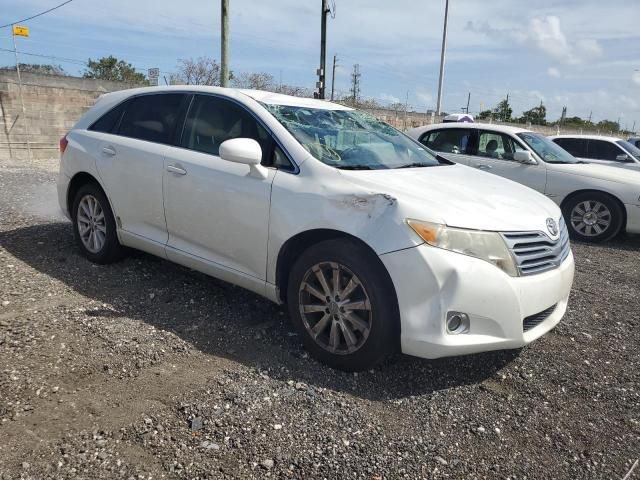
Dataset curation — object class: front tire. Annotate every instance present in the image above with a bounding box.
[562,192,623,243]
[287,239,399,371]
[72,183,124,264]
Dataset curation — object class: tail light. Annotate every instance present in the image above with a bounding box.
[59,134,69,154]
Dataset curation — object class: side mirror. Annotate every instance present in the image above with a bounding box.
[513,151,535,164]
[219,138,262,166]
[616,153,631,162]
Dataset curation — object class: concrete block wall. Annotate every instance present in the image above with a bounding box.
[0,71,134,159]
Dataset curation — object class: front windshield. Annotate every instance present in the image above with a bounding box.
[517,132,579,164]
[262,103,441,170]
[617,140,640,161]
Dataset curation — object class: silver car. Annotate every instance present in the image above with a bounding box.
[550,135,640,170]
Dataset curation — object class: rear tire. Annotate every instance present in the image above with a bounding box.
[562,192,623,243]
[287,238,399,371]
[72,182,124,264]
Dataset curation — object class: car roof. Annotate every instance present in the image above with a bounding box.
[99,85,352,111]
[550,134,622,142]
[409,122,532,136]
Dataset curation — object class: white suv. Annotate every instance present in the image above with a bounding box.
[409,123,640,243]
[57,87,574,371]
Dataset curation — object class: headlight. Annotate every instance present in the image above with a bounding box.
[407,219,518,277]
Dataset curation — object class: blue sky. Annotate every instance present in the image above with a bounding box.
[1,0,639,127]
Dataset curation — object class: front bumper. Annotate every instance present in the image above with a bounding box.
[625,204,640,235]
[381,244,575,359]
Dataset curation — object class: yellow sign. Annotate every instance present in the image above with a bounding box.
[12,25,30,37]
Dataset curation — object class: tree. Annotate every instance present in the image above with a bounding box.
[494,98,512,122]
[520,103,547,125]
[232,72,274,90]
[477,109,493,120]
[1,63,65,75]
[83,56,147,84]
[275,84,313,97]
[171,57,224,86]
[596,120,619,133]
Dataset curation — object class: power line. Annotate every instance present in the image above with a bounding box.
[0,0,76,29]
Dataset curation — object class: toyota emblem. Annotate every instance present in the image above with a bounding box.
[546,218,559,236]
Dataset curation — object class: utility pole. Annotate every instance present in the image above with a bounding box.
[220,0,230,87]
[317,0,331,99]
[11,25,31,161]
[350,64,360,105]
[404,91,409,131]
[588,111,592,124]
[435,0,450,115]
[330,54,337,101]
[464,91,470,114]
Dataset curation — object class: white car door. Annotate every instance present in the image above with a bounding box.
[417,128,477,165]
[92,93,188,248]
[162,94,277,280]
[470,130,547,194]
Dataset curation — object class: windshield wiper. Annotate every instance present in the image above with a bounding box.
[394,162,433,169]
[335,165,375,170]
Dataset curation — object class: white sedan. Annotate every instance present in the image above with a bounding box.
[58,87,574,370]
[409,123,640,243]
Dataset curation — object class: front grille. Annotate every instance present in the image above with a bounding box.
[501,218,570,276]
[523,304,557,332]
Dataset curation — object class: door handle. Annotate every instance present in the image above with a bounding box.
[475,164,492,170]
[102,145,116,156]
[166,165,187,175]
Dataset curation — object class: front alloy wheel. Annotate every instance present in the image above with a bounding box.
[298,262,373,355]
[287,238,398,371]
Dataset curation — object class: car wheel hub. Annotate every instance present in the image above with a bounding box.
[570,200,611,237]
[298,262,372,355]
[77,194,107,253]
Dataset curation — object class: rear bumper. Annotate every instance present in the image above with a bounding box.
[381,244,575,359]
[625,204,640,234]
[57,171,71,220]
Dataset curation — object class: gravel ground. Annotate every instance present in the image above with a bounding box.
[0,155,638,480]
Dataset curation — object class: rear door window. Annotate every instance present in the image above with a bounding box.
[419,129,473,154]
[117,93,186,145]
[586,140,623,161]
[553,138,587,157]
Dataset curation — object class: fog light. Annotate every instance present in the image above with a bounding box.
[446,312,470,334]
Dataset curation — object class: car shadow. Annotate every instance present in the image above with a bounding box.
[0,221,519,401]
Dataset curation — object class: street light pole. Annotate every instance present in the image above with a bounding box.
[435,0,449,116]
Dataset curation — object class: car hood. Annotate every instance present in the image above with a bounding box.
[550,162,640,182]
[338,164,561,233]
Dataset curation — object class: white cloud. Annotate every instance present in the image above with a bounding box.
[417,92,434,106]
[467,15,602,65]
[633,71,640,86]
[379,93,401,104]
[547,67,561,78]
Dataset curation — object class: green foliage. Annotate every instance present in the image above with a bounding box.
[477,109,492,120]
[1,63,65,75]
[494,99,512,122]
[83,56,148,85]
[596,120,620,133]
[519,104,547,125]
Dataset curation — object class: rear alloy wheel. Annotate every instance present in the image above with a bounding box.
[72,183,124,263]
[563,192,623,243]
[287,239,398,371]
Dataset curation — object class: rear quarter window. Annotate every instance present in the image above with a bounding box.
[88,100,130,134]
